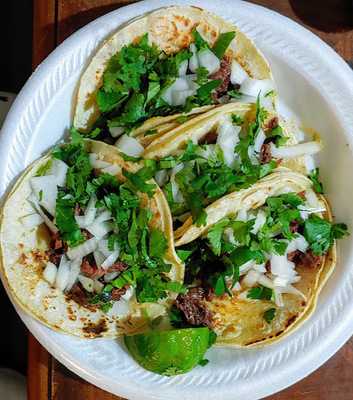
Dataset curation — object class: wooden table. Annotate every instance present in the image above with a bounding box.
[29,1,353,399]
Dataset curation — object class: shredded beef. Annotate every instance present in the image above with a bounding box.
[175,287,213,328]
[111,285,130,301]
[199,130,218,144]
[266,117,279,130]
[287,250,322,269]
[259,143,272,164]
[108,261,128,273]
[75,204,83,216]
[209,56,232,100]
[265,260,271,273]
[81,258,105,279]
[48,232,67,266]
[290,220,300,233]
[82,229,93,240]
[67,283,96,311]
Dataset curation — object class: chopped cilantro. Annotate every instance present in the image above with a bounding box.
[309,168,324,194]
[35,159,52,176]
[176,115,190,124]
[212,32,236,59]
[207,218,230,256]
[247,285,273,300]
[123,167,156,197]
[38,190,43,202]
[228,89,242,99]
[176,249,193,262]
[149,228,168,259]
[264,308,276,323]
[192,28,209,51]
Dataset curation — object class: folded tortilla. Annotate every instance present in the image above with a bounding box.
[174,169,336,346]
[74,5,273,132]
[0,140,183,338]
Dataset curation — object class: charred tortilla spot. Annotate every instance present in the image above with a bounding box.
[285,315,297,328]
[82,319,108,336]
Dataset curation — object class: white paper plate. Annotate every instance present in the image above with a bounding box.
[1,1,353,399]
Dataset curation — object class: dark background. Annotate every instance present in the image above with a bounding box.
[0,0,33,376]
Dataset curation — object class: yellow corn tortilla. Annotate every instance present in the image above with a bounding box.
[0,140,183,338]
[74,6,273,132]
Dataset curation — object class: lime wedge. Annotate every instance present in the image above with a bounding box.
[124,328,211,376]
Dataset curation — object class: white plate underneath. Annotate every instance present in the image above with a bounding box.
[1,1,353,399]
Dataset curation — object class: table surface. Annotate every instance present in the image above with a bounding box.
[29,0,353,399]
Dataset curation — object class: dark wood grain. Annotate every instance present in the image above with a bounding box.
[28,1,353,399]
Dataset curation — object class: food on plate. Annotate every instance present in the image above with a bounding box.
[73,6,275,143]
[0,136,184,337]
[124,99,321,228]
[173,170,347,346]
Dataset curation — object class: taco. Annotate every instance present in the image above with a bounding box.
[171,169,347,346]
[0,138,184,338]
[125,100,321,229]
[73,5,276,142]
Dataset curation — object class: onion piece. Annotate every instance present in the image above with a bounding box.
[240,78,275,97]
[94,210,112,224]
[257,274,274,289]
[230,60,248,85]
[252,263,267,273]
[223,227,236,245]
[243,269,260,287]
[21,213,44,229]
[89,153,111,169]
[84,194,97,227]
[65,258,82,292]
[104,271,119,282]
[253,129,266,154]
[121,287,135,301]
[273,289,284,307]
[30,175,58,216]
[189,43,199,72]
[55,255,70,291]
[277,284,307,300]
[270,254,297,281]
[286,234,308,253]
[78,275,94,293]
[303,155,316,173]
[51,159,68,187]
[155,170,169,187]
[93,279,104,293]
[67,238,98,260]
[170,177,184,203]
[109,126,124,138]
[178,59,188,76]
[198,48,220,74]
[108,299,130,317]
[101,249,120,269]
[28,195,58,233]
[216,117,241,167]
[115,135,144,157]
[237,209,248,222]
[171,89,195,106]
[101,164,121,176]
[87,221,113,239]
[43,261,57,286]
[98,239,114,258]
[270,141,322,159]
[251,210,266,234]
[93,250,106,267]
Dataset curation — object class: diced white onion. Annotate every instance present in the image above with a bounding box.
[189,43,199,73]
[230,60,248,85]
[233,281,242,291]
[273,276,289,287]
[109,126,124,138]
[273,289,284,307]
[93,279,104,293]
[286,234,309,253]
[303,155,316,173]
[270,254,297,281]
[270,141,322,159]
[252,263,267,273]
[108,299,130,317]
[251,210,266,234]
[104,271,119,282]
[51,159,68,187]
[98,239,114,258]
[43,261,57,286]
[240,78,275,98]
[93,250,106,267]
[170,177,184,203]
[277,284,306,300]
[243,269,260,287]
[87,221,113,239]
[65,258,82,292]
[178,59,188,76]
[121,286,135,301]
[89,153,110,169]
[78,275,94,293]
[223,227,236,245]
[75,215,87,228]
[171,89,195,106]
[21,213,44,229]
[55,255,70,291]
[155,170,169,187]
[27,195,58,233]
[247,145,258,165]
[239,260,256,275]
[67,238,98,260]
[216,117,241,167]
[101,249,120,269]
[257,274,274,289]
[30,175,58,216]
[197,48,220,75]
[84,194,97,227]
[237,209,248,222]
[253,129,266,154]
[115,134,144,157]
[101,164,121,175]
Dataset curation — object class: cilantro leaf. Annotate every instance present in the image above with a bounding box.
[309,168,324,194]
[176,249,193,262]
[207,219,229,255]
[192,28,209,51]
[212,32,236,59]
[35,159,52,176]
[123,167,156,197]
[149,228,167,259]
[264,308,276,323]
[247,285,273,300]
